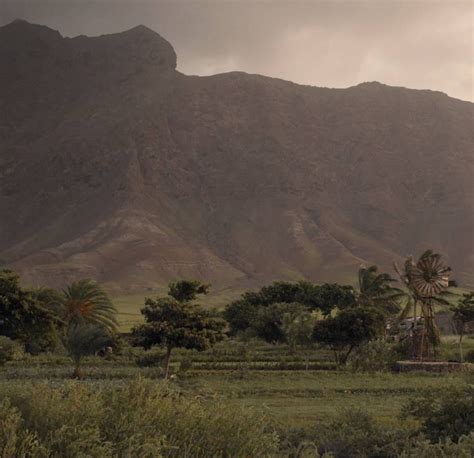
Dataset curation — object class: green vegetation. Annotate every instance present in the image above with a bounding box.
[132,280,226,378]
[313,306,385,364]
[1,250,474,456]
[0,270,59,353]
[0,336,16,366]
[451,292,474,362]
[0,378,277,457]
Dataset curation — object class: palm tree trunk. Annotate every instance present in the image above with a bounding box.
[459,331,464,363]
[164,346,172,379]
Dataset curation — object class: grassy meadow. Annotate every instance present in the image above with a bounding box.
[2,339,473,431]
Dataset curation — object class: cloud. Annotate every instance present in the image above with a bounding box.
[1,0,472,101]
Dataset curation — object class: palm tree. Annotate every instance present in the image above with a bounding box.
[55,279,118,333]
[357,265,406,315]
[394,250,456,359]
[64,323,111,378]
[52,279,118,377]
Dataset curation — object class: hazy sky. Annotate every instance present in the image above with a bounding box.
[1,0,473,101]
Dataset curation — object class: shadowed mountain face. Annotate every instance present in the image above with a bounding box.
[1,20,473,292]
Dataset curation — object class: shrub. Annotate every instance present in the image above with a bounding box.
[0,378,279,457]
[403,386,474,442]
[399,433,474,457]
[0,399,44,456]
[350,339,398,372]
[312,409,408,457]
[178,355,194,374]
[465,349,474,363]
[135,348,165,367]
[0,336,17,366]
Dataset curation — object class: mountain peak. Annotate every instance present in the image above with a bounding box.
[0,19,62,45]
[0,20,177,75]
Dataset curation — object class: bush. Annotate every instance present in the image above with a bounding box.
[135,348,165,367]
[0,378,279,457]
[350,339,398,372]
[282,409,474,458]
[399,433,474,457]
[0,399,44,456]
[0,336,17,366]
[465,349,474,363]
[178,355,194,374]
[403,386,474,442]
[312,409,408,457]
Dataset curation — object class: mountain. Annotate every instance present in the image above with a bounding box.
[1,20,473,293]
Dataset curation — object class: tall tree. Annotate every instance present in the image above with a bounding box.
[51,279,118,377]
[313,307,385,365]
[394,250,456,359]
[133,282,225,378]
[450,292,474,363]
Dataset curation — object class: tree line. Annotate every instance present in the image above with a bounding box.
[1,249,473,378]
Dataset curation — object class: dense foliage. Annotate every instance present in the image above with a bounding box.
[224,280,356,336]
[403,387,474,443]
[313,306,386,364]
[0,336,16,366]
[0,270,58,353]
[133,283,225,377]
[451,292,474,362]
[168,279,210,303]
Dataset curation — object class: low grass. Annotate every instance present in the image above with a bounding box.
[179,370,471,429]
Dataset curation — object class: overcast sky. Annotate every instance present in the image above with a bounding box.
[1,0,472,101]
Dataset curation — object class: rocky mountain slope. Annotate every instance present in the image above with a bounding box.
[1,20,473,292]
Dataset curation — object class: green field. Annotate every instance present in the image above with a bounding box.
[2,340,473,432]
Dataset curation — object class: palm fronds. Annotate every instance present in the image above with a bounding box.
[55,279,118,333]
[357,265,406,314]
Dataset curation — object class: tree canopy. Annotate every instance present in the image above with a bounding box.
[168,280,210,303]
[133,288,225,378]
[0,269,58,352]
[53,279,118,334]
[313,307,386,365]
[224,280,356,335]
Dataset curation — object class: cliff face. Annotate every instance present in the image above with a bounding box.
[1,20,473,291]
